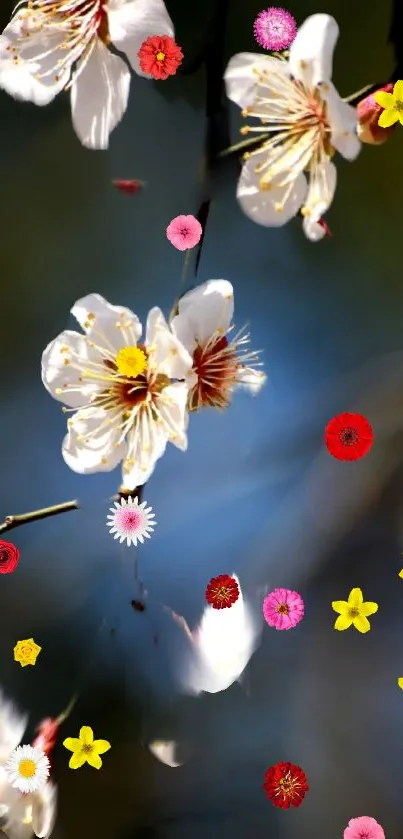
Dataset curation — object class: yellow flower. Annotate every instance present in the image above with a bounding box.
[115,345,147,378]
[399,568,403,578]
[398,678,403,689]
[63,726,111,770]
[332,587,378,633]
[13,638,42,667]
[374,80,403,127]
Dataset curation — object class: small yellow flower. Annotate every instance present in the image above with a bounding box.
[115,346,147,378]
[13,638,42,667]
[399,568,403,578]
[374,80,403,127]
[332,587,378,633]
[398,678,403,689]
[63,726,111,770]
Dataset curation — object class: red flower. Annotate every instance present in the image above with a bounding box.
[325,412,374,461]
[357,84,396,145]
[138,35,183,80]
[263,761,309,808]
[32,717,60,759]
[0,540,20,574]
[205,574,239,609]
[112,179,144,195]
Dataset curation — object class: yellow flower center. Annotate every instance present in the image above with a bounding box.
[115,346,147,379]
[156,51,166,61]
[395,98,403,112]
[276,603,289,615]
[349,607,359,618]
[82,744,93,754]
[18,759,36,778]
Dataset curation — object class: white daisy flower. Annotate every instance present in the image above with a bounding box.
[5,746,50,795]
[107,495,156,546]
[224,14,361,239]
[0,0,174,149]
[170,279,266,411]
[0,691,57,839]
[41,294,192,491]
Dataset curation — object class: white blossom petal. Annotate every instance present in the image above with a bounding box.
[108,0,174,77]
[148,741,184,768]
[154,382,188,451]
[171,280,234,350]
[302,217,326,241]
[145,307,193,379]
[62,407,128,475]
[288,14,339,88]
[70,38,130,150]
[237,154,307,227]
[70,293,142,354]
[319,81,361,160]
[0,13,70,105]
[122,410,169,489]
[186,576,261,694]
[224,51,289,109]
[236,366,266,393]
[41,330,104,408]
[0,693,27,764]
[31,783,57,839]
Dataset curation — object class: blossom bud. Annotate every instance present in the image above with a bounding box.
[357,84,396,144]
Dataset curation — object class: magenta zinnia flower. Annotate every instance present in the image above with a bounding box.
[253,7,297,52]
[166,215,202,251]
[263,588,304,630]
[344,816,385,839]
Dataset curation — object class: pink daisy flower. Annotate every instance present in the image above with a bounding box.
[344,817,385,839]
[263,588,304,630]
[253,7,297,52]
[166,215,203,251]
[106,496,156,547]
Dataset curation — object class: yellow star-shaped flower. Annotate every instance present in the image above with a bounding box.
[398,678,403,690]
[63,726,111,770]
[374,80,403,127]
[399,568,403,578]
[332,587,378,633]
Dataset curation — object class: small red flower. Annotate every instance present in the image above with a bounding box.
[112,179,144,194]
[205,574,240,609]
[138,35,183,80]
[325,412,374,461]
[32,717,60,759]
[263,761,309,808]
[0,540,20,574]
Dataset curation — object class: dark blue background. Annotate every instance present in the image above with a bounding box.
[1,0,403,836]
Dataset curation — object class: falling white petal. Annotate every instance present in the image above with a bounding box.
[70,39,131,150]
[288,14,339,87]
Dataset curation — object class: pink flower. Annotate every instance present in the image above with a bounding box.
[253,7,297,52]
[344,816,385,839]
[263,588,304,630]
[166,215,202,251]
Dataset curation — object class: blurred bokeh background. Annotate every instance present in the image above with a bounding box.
[1,0,403,836]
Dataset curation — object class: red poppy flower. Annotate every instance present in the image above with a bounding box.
[137,35,183,80]
[325,412,374,461]
[263,761,309,809]
[0,540,20,574]
[112,179,144,195]
[205,574,239,609]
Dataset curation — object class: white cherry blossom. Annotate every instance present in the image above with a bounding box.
[224,14,361,239]
[41,293,193,490]
[170,279,265,412]
[0,0,174,148]
[0,691,56,839]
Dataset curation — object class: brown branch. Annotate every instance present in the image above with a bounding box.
[0,500,79,535]
[0,486,144,535]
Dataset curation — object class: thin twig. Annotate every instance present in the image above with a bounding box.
[0,500,79,535]
[0,486,144,535]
